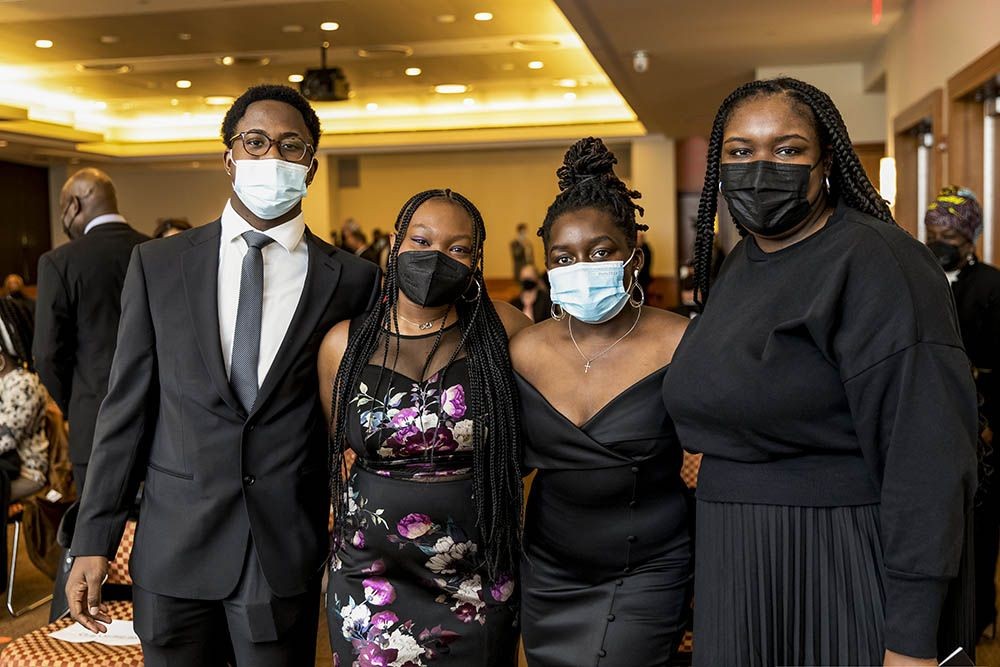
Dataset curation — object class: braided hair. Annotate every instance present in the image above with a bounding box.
[539,137,647,249]
[0,297,34,370]
[692,77,894,308]
[328,189,522,577]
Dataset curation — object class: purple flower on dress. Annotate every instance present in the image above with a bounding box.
[453,602,478,624]
[490,574,515,602]
[371,611,399,630]
[363,577,397,606]
[441,384,466,419]
[358,644,398,667]
[352,530,366,549]
[398,427,458,456]
[397,513,434,539]
[389,408,421,440]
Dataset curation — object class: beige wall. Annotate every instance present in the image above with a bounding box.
[882,0,1000,154]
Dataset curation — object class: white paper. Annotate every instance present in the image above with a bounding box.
[49,619,141,646]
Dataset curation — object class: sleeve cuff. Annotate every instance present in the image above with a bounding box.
[69,521,118,560]
[884,571,950,659]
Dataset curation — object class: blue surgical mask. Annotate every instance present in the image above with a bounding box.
[548,251,636,324]
[229,157,310,220]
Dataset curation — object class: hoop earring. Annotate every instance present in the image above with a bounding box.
[629,270,645,308]
[718,180,723,194]
[824,175,831,191]
[550,303,565,321]
[462,278,482,303]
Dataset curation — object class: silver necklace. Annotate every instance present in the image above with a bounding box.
[568,307,642,373]
[397,312,447,331]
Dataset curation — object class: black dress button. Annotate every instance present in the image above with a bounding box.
[243,474,255,486]
[623,566,631,573]
[627,535,637,543]
[249,424,255,431]
[628,500,638,508]
[630,466,639,474]
[607,614,615,622]
[598,649,607,658]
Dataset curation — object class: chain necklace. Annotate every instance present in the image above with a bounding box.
[568,306,642,373]
[397,311,448,331]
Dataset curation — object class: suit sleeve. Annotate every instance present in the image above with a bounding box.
[71,245,159,559]
[33,254,74,415]
[843,342,977,658]
[360,263,382,316]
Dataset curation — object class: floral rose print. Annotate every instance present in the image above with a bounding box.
[397,513,435,539]
[364,577,397,606]
[440,385,466,419]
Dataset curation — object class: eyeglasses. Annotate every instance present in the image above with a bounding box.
[228,131,314,162]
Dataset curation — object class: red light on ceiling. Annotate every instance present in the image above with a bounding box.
[872,0,882,25]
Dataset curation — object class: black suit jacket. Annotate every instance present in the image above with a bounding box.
[33,222,150,464]
[70,221,380,599]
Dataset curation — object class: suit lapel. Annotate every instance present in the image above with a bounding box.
[250,230,342,419]
[181,221,245,416]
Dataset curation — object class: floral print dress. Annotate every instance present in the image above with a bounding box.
[328,328,518,667]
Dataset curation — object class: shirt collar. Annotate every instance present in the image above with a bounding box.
[220,200,306,252]
[84,213,126,235]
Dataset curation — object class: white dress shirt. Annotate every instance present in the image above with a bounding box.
[218,200,309,386]
[84,213,127,235]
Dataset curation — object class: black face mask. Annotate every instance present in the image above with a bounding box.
[720,160,822,236]
[927,241,962,272]
[397,250,472,307]
[520,279,538,291]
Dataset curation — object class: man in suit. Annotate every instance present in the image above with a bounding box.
[66,85,380,666]
[34,168,148,495]
[509,222,534,280]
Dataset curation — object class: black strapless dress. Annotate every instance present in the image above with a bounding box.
[516,367,692,667]
[327,344,518,667]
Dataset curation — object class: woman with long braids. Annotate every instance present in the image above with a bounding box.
[319,189,529,665]
[663,77,978,666]
[511,137,692,666]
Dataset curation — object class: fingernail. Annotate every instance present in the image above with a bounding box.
[89,606,99,615]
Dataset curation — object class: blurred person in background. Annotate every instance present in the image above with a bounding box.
[152,218,191,239]
[925,185,1000,639]
[509,263,551,323]
[3,274,34,318]
[510,221,535,280]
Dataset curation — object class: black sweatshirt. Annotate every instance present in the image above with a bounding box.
[663,201,978,658]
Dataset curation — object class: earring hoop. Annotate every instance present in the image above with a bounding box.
[629,272,645,308]
[462,278,482,303]
[550,303,565,321]
[824,175,831,191]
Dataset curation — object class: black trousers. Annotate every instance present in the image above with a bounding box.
[133,540,320,667]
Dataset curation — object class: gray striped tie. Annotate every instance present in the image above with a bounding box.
[230,230,275,413]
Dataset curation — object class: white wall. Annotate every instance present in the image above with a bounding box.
[756,62,887,144]
[630,135,677,276]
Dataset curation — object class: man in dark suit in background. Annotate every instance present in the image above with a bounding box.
[66,85,379,666]
[34,168,148,495]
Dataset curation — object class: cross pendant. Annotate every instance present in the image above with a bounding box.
[584,361,591,373]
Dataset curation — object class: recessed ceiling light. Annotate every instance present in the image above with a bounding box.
[282,25,304,33]
[191,161,200,168]
[463,97,476,106]
[220,56,235,66]
[170,98,180,106]
[434,84,468,94]
[320,21,339,31]
[528,61,544,70]
[177,33,192,41]
[75,63,132,74]
[435,14,456,23]
[34,39,53,49]
[366,102,378,111]
[100,35,119,44]
[405,67,422,76]
[175,79,192,89]
[474,12,493,21]
[288,74,304,83]
[557,78,578,88]
[563,92,577,101]
[204,96,235,106]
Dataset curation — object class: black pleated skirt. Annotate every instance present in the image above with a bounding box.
[694,500,975,667]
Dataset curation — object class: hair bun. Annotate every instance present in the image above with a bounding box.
[556,137,617,191]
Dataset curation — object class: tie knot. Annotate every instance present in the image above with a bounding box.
[242,230,275,250]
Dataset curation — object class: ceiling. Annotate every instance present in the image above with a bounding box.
[556,0,906,137]
[0,0,639,161]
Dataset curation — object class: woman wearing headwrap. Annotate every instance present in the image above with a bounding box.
[926,185,1000,639]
